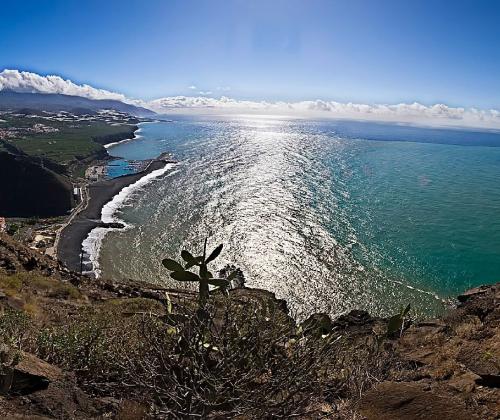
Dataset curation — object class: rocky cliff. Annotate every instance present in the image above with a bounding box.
[91,125,139,145]
[0,233,498,419]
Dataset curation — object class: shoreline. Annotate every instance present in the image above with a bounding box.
[53,121,176,272]
[81,160,177,276]
[57,120,177,273]
[103,120,163,149]
[57,158,172,272]
[103,123,143,149]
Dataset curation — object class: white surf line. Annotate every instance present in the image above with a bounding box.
[104,120,166,149]
[82,162,179,277]
[104,125,143,149]
[104,137,139,149]
[387,277,447,302]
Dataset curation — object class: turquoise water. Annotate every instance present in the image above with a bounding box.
[97,116,500,318]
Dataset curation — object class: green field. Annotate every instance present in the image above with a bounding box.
[14,124,133,163]
[1,115,136,167]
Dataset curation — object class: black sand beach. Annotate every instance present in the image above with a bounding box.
[57,159,168,272]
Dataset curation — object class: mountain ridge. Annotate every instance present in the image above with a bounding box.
[0,90,156,117]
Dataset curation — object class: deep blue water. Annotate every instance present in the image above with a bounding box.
[96,116,500,318]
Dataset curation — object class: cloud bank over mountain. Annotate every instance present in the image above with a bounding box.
[2,69,500,129]
[0,69,129,102]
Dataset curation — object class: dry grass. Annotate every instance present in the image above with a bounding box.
[0,275,23,296]
[22,301,40,317]
[102,297,165,314]
[0,278,396,418]
[0,272,81,300]
[10,296,393,418]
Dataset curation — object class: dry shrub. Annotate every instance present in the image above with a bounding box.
[0,274,23,296]
[2,295,395,418]
[0,309,31,349]
[0,272,80,300]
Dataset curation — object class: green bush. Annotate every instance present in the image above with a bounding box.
[387,304,411,337]
[6,223,19,236]
[0,309,31,349]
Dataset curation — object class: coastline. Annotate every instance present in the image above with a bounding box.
[57,158,172,273]
[103,120,161,149]
[2,230,499,418]
[103,125,142,149]
[57,119,178,274]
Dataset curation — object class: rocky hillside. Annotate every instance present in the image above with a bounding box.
[0,152,73,217]
[0,233,498,419]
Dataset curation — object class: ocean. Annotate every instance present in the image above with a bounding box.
[84,115,500,318]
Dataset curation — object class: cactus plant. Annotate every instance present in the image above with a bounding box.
[162,239,238,307]
[386,304,411,337]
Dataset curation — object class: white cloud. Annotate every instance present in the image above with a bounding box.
[216,86,231,91]
[187,85,197,90]
[198,90,213,95]
[146,96,500,129]
[0,69,130,102]
[2,69,500,129]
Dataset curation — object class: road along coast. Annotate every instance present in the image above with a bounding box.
[57,154,174,272]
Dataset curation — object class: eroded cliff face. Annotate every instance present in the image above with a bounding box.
[0,152,73,217]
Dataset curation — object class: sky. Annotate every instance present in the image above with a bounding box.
[1,0,500,123]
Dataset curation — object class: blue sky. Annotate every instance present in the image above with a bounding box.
[1,0,500,109]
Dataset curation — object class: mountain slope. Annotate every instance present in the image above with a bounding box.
[0,232,498,418]
[0,91,156,117]
[0,152,73,217]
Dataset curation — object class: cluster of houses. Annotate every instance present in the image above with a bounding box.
[84,165,107,182]
[0,122,59,140]
[0,109,137,141]
[0,215,57,251]
[12,109,138,125]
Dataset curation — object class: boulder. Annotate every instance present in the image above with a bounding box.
[6,353,62,395]
[457,344,500,388]
[358,382,479,420]
[448,372,481,393]
[457,285,490,303]
[301,313,333,336]
[332,309,376,333]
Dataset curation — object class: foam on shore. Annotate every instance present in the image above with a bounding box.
[81,227,109,277]
[82,162,178,277]
[104,126,144,149]
[104,120,169,149]
[101,163,177,224]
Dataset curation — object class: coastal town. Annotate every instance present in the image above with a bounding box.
[2,133,174,267]
[0,122,59,140]
[0,108,140,135]
[0,106,165,258]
